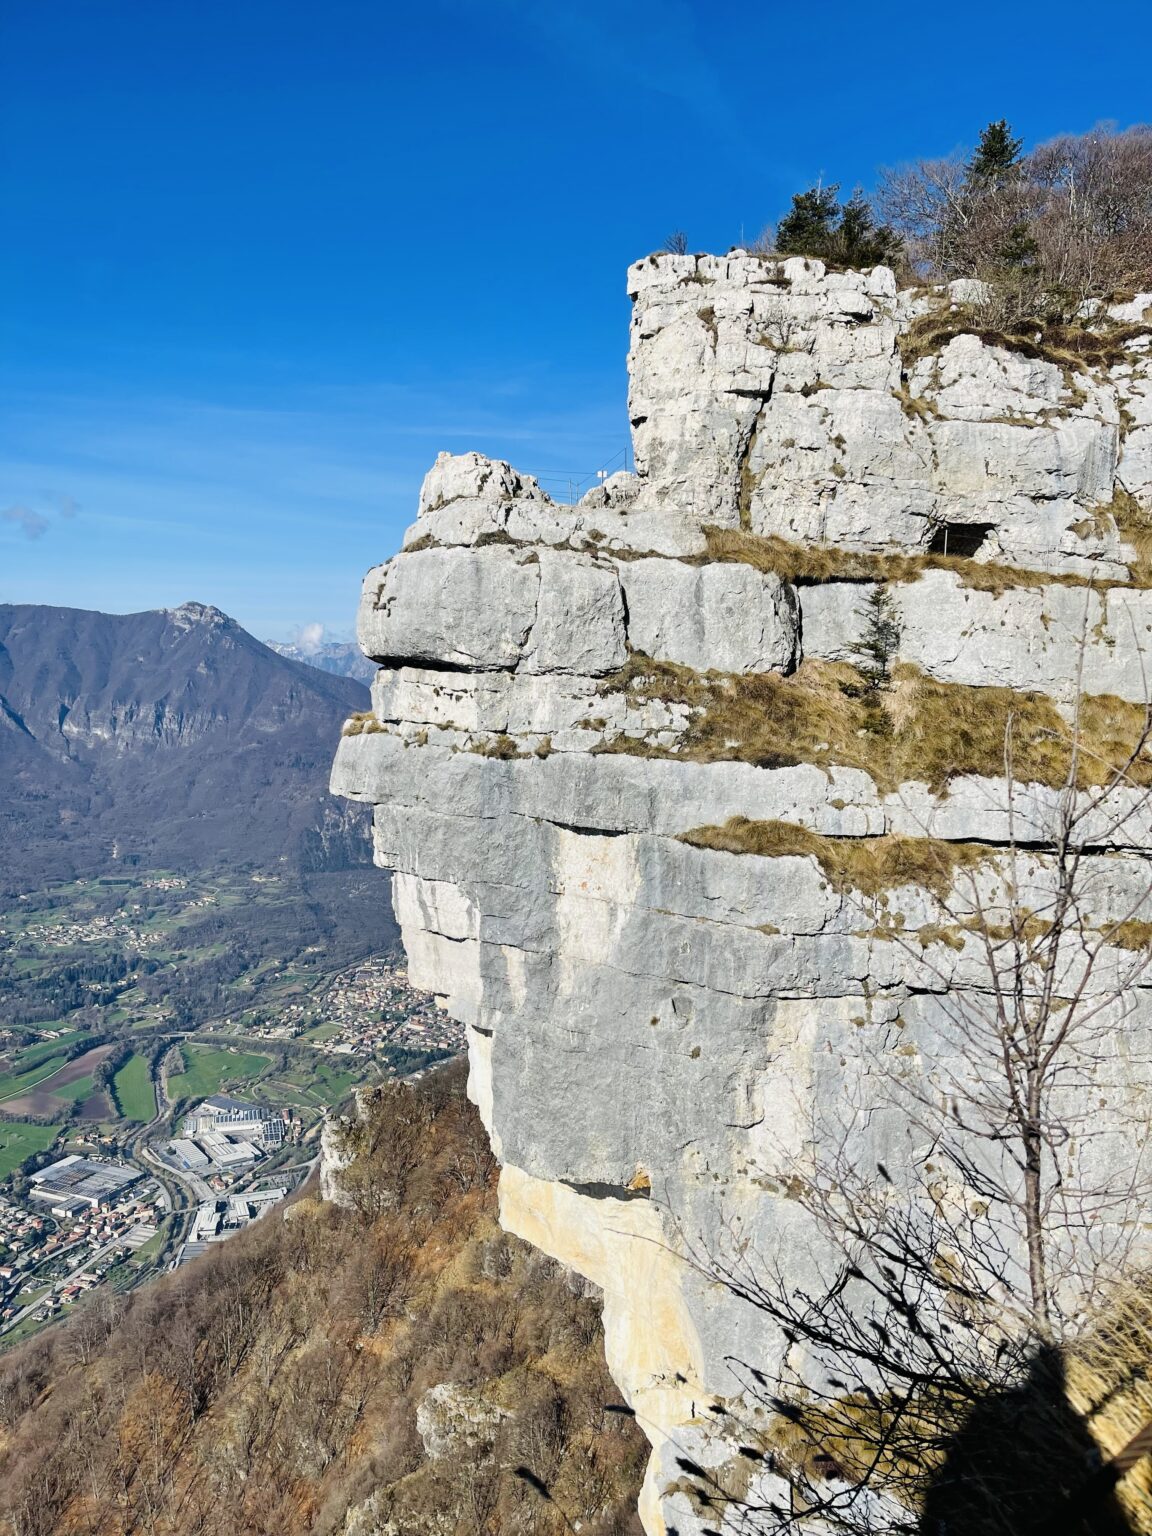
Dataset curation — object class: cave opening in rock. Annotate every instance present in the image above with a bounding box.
[928,521,996,558]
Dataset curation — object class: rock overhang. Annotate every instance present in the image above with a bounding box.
[331,251,1152,1534]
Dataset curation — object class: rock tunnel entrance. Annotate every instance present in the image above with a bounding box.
[928,521,996,558]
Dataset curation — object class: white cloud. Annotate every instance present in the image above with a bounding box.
[295,621,325,654]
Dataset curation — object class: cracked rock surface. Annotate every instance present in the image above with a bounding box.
[333,253,1152,1534]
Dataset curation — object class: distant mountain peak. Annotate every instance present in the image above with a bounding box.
[166,601,231,630]
[0,600,372,887]
[264,637,375,683]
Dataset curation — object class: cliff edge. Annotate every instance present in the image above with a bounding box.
[333,253,1152,1532]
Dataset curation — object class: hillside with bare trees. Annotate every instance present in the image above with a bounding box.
[0,1064,647,1536]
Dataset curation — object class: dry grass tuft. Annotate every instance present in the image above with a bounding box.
[702,526,1125,593]
[598,656,1152,794]
[469,732,528,759]
[1100,919,1152,951]
[678,818,993,900]
[897,307,1152,377]
[341,712,384,736]
[1063,1278,1152,1529]
[1108,485,1152,580]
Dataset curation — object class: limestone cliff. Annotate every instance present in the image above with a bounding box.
[332,253,1152,1532]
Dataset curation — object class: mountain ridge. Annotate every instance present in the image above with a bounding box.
[264,637,376,683]
[0,600,372,890]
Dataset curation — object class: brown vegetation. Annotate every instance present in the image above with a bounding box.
[702,525,1138,592]
[896,305,1152,379]
[597,653,1152,795]
[0,1064,646,1536]
[468,732,529,760]
[340,712,384,736]
[678,818,993,901]
[879,122,1152,322]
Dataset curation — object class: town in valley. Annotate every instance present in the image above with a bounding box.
[0,869,461,1346]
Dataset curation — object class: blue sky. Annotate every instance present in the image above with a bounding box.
[2,0,1150,641]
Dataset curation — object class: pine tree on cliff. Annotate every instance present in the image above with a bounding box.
[776,184,899,267]
[966,118,1024,187]
[835,191,900,267]
[775,184,841,256]
[963,119,1037,276]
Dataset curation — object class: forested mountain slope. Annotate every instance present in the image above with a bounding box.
[0,602,372,890]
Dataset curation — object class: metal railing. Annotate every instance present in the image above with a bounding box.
[530,443,633,506]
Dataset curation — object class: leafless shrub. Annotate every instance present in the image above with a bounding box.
[677,616,1152,1532]
[878,121,1152,324]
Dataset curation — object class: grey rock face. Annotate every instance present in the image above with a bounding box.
[415,1381,509,1460]
[359,548,541,669]
[522,552,627,675]
[626,253,1150,580]
[619,558,798,673]
[333,254,1152,1535]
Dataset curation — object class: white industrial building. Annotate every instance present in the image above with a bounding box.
[175,1186,289,1267]
[169,1139,210,1171]
[196,1132,260,1169]
[29,1156,141,1209]
[166,1095,287,1175]
[184,1095,285,1150]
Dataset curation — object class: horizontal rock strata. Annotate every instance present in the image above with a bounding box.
[333,253,1152,1533]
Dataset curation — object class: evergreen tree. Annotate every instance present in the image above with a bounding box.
[775,184,841,257]
[857,586,902,691]
[967,119,1024,186]
[834,191,901,268]
[964,121,1035,279]
[774,184,901,268]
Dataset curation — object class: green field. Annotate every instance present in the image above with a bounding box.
[51,1074,96,1104]
[4,1033,89,1073]
[169,1044,271,1100]
[130,1225,168,1264]
[112,1054,156,1121]
[0,1054,69,1102]
[0,1122,59,1178]
[274,1057,362,1107]
[301,1023,341,1043]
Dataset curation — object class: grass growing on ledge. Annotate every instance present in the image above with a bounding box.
[467,732,528,759]
[897,307,1152,378]
[679,818,994,900]
[341,712,384,736]
[1100,919,1152,951]
[1110,486,1152,580]
[597,656,1152,795]
[701,527,1125,593]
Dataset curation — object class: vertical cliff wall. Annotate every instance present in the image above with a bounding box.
[332,253,1152,1532]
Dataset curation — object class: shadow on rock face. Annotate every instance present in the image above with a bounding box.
[920,1343,1134,1536]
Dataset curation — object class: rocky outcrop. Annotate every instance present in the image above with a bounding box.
[332,254,1152,1533]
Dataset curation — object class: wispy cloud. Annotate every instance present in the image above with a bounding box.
[0,373,625,634]
[0,492,82,542]
[450,0,730,130]
[1,505,50,540]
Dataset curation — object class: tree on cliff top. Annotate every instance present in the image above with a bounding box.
[773,183,901,269]
[967,119,1025,186]
[878,119,1152,317]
